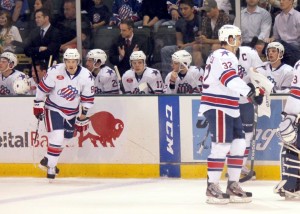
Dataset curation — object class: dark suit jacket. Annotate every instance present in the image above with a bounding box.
[24,25,61,65]
[109,34,148,76]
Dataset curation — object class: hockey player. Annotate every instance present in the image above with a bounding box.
[0,52,30,95]
[85,49,120,94]
[122,51,164,94]
[256,42,294,93]
[235,44,265,180]
[28,60,48,95]
[164,50,204,94]
[199,25,265,204]
[275,59,300,199]
[33,48,95,179]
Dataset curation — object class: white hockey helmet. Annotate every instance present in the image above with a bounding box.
[266,42,284,61]
[218,24,241,46]
[86,49,107,66]
[63,48,80,61]
[13,77,30,94]
[172,50,192,70]
[130,51,146,62]
[0,52,18,69]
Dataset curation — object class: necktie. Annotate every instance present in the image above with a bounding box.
[126,39,131,47]
[40,29,44,38]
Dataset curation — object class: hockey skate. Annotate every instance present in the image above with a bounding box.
[226,181,252,203]
[39,157,60,175]
[47,167,56,179]
[206,182,230,204]
[274,180,300,200]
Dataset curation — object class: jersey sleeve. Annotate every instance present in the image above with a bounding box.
[80,71,95,109]
[35,70,55,101]
[147,69,164,94]
[164,72,177,94]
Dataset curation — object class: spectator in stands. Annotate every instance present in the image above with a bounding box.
[109,19,148,77]
[192,0,231,68]
[0,0,28,23]
[139,0,171,32]
[160,0,201,78]
[0,10,22,53]
[24,8,61,66]
[214,0,232,15]
[28,0,52,28]
[28,59,47,95]
[164,0,201,26]
[81,0,95,12]
[88,0,111,30]
[109,0,142,26]
[264,0,300,67]
[122,50,164,94]
[58,0,91,52]
[86,49,120,95]
[234,0,272,46]
[164,50,204,94]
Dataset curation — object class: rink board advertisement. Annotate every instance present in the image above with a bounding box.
[0,95,286,178]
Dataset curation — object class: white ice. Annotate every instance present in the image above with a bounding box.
[0,178,298,214]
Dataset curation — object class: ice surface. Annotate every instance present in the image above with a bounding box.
[0,178,298,214]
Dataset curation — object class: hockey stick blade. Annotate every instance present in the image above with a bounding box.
[239,171,254,183]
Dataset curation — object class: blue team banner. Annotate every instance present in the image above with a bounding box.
[192,99,283,161]
[158,96,181,177]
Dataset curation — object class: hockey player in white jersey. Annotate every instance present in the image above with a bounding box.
[33,48,95,179]
[122,51,164,94]
[86,49,120,94]
[28,61,48,95]
[275,60,300,199]
[256,42,294,93]
[0,52,30,95]
[235,45,265,180]
[164,50,204,94]
[199,25,265,204]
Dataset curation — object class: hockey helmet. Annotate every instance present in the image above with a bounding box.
[218,25,241,46]
[86,49,107,65]
[63,48,80,61]
[172,50,192,70]
[0,52,18,69]
[266,42,284,61]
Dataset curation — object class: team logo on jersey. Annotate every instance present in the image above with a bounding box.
[76,111,124,147]
[56,75,64,80]
[126,78,133,83]
[57,85,78,101]
[0,85,10,95]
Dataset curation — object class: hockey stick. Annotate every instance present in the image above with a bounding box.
[32,118,41,167]
[240,105,258,183]
[196,118,210,154]
[114,65,125,94]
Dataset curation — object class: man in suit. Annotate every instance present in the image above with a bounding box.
[24,8,61,66]
[109,19,148,77]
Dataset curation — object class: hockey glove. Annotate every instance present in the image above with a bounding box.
[247,83,265,105]
[33,100,45,120]
[74,117,90,132]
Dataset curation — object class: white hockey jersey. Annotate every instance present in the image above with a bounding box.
[237,46,264,104]
[199,49,251,118]
[256,62,294,93]
[35,63,95,120]
[122,67,164,94]
[0,70,28,95]
[164,66,204,94]
[284,60,300,115]
[94,66,119,95]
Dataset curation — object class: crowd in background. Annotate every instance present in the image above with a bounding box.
[0,0,299,95]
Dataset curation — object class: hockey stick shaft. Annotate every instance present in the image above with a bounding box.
[114,65,125,93]
[240,105,258,183]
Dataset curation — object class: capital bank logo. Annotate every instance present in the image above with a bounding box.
[77,111,124,147]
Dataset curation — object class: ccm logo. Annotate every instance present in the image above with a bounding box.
[57,75,64,80]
